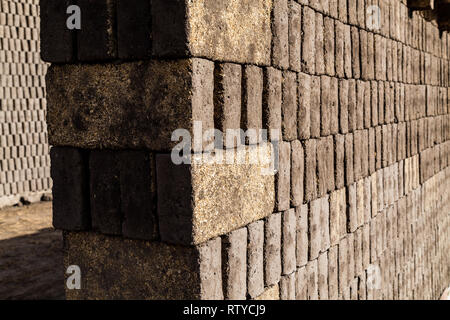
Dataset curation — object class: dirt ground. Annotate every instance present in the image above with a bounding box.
[0,202,65,300]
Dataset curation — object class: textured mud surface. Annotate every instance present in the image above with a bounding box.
[0,202,64,300]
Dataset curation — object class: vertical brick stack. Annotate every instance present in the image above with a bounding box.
[41,0,450,300]
[0,0,51,207]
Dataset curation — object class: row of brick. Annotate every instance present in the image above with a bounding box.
[196,164,449,299]
[274,1,449,86]
[275,126,450,211]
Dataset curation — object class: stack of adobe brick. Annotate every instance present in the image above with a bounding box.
[42,0,449,300]
[0,0,51,207]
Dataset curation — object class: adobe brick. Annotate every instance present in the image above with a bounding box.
[222,228,247,300]
[51,147,90,231]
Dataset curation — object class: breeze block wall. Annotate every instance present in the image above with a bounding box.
[42,0,450,300]
[0,0,51,207]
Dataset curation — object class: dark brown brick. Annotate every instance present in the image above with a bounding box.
[51,147,90,230]
[40,0,75,63]
[77,0,117,61]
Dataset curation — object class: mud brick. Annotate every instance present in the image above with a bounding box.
[363,82,371,129]
[318,252,329,300]
[289,1,302,72]
[117,0,152,59]
[386,40,392,82]
[329,78,339,135]
[305,135,318,197]
[320,76,331,137]
[338,236,349,291]
[296,266,308,300]
[310,76,321,138]
[345,133,354,186]
[384,82,394,125]
[392,123,398,163]
[298,72,311,139]
[40,0,75,62]
[119,151,157,240]
[291,140,304,207]
[282,71,298,141]
[324,17,335,77]
[307,259,319,300]
[335,20,345,78]
[338,0,348,23]
[376,213,383,258]
[339,79,349,134]
[277,142,291,212]
[51,147,90,230]
[375,126,382,170]
[370,81,378,127]
[296,204,308,267]
[320,196,331,252]
[348,80,357,132]
[242,66,263,142]
[395,83,405,124]
[198,237,223,300]
[282,209,297,275]
[355,228,364,277]
[329,0,338,18]
[247,221,264,299]
[280,273,296,300]
[351,27,361,79]
[375,35,386,81]
[265,213,282,286]
[151,0,187,56]
[391,42,398,82]
[214,63,242,148]
[367,33,375,80]
[398,160,404,197]
[156,155,192,244]
[273,0,289,69]
[328,245,339,299]
[335,134,345,189]
[349,277,359,300]
[263,67,282,140]
[362,223,371,270]
[77,0,117,61]
[222,228,247,300]
[354,131,362,181]
[347,0,357,25]
[364,177,371,223]
[348,183,358,232]
[369,219,377,263]
[309,199,321,260]
[315,13,325,75]
[347,232,355,282]
[330,188,347,246]
[343,24,353,78]
[90,150,124,235]
[397,42,403,83]
[317,138,328,197]
[369,127,376,174]
[411,120,418,156]
[302,6,316,74]
[326,136,336,192]
[361,129,369,177]
[356,179,365,228]
[360,30,368,80]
